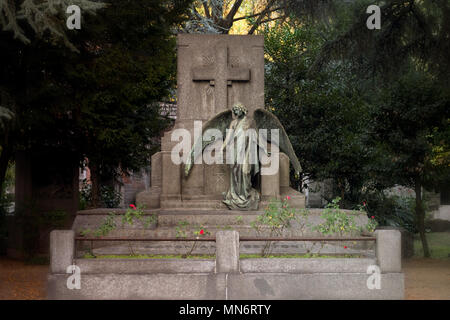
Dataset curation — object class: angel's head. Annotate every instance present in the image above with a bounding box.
[232,102,248,118]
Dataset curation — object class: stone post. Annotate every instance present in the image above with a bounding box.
[216,230,239,273]
[375,229,402,273]
[50,230,75,274]
[261,148,280,199]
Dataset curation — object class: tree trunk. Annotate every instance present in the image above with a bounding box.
[90,161,100,207]
[414,178,430,258]
[0,141,12,198]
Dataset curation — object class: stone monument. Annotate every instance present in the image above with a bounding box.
[137,34,305,210]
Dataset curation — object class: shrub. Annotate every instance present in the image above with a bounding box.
[364,192,416,233]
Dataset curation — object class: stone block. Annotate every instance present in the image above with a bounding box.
[50,230,75,274]
[151,152,162,187]
[240,258,376,273]
[261,150,280,199]
[216,230,239,273]
[161,151,181,198]
[227,272,404,300]
[75,258,215,274]
[279,153,290,188]
[375,229,401,273]
[48,273,226,300]
[136,186,161,209]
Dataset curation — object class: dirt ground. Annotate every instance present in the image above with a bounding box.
[403,258,450,300]
[0,257,449,299]
[0,258,48,300]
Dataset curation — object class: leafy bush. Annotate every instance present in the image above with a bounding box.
[100,186,122,208]
[251,196,301,237]
[364,192,416,233]
[313,197,359,236]
[79,180,122,209]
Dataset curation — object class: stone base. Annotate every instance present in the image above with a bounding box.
[137,191,306,210]
[136,187,161,209]
[48,270,403,300]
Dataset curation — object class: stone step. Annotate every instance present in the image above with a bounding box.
[79,240,374,257]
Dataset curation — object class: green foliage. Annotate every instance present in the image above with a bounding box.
[251,197,309,257]
[0,0,105,49]
[312,197,359,236]
[83,253,215,259]
[100,186,122,208]
[175,220,190,238]
[314,0,450,86]
[371,71,450,189]
[93,212,116,237]
[413,232,450,259]
[252,197,300,236]
[0,0,192,210]
[174,220,209,258]
[364,193,416,233]
[79,180,122,209]
[121,204,156,228]
[264,20,378,204]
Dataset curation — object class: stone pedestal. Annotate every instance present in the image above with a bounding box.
[136,34,305,211]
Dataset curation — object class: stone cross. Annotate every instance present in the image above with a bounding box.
[192,45,250,115]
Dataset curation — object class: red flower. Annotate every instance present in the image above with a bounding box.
[344,246,347,249]
[129,204,136,210]
[363,201,367,206]
[199,229,204,235]
[371,216,375,219]
[286,196,291,200]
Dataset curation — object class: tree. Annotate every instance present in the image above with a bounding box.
[314,0,450,257]
[0,0,104,49]
[313,0,450,86]
[182,0,342,34]
[0,0,192,203]
[371,72,450,257]
[264,21,381,207]
[182,0,285,34]
[0,0,104,198]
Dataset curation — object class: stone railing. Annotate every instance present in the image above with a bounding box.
[48,230,404,299]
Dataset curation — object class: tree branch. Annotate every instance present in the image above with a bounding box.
[248,0,277,35]
[224,0,244,25]
[232,6,283,22]
[202,0,211,20]
[257,15,285,25]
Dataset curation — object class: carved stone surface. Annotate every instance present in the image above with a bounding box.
[136,34,305,210]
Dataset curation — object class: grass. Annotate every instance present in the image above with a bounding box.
[82,253,215,259]
[240,253,363,259]
[82,253,363,259]
[414,232,450,259]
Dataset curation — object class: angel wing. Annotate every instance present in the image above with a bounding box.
[184,110,233,177]
[253,108,302,175]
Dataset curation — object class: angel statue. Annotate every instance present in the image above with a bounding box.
[184,102,302,211]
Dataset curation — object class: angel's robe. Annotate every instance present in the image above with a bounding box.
[222,115,260,210]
